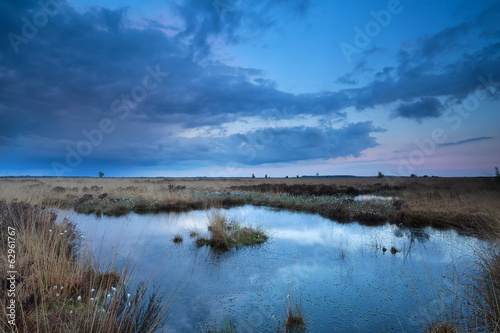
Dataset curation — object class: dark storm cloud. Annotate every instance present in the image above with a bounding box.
[174,0,314,57]
[438,136,493,147]
[340,3,500,114]
[392,97,444,122]
[3,0,498,174]
[89,122,385,167]
[348,43,500,111]
[0,0,345,143]
[225,121,385,165]
[1,0,369,173]
[336,46,383,85]
[416,23,471,59]
[16,121,383,172]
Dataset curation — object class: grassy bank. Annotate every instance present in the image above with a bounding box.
[1,177,498,235]
[0,201,167,332]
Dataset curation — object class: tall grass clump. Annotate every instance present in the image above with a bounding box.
[425,322,457,333]
[469,248,500,330]
[0,201,168,332]
[207,317,238,333]
[195,208,268,251]
[281,267,305,332]
[465,204,500,331]
[426,200,500,332]
[285,298,304,329]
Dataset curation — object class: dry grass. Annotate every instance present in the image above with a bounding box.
[282,267,305,333]
[285,300,304,329]
[462,202,500,331]
[426,322,457,333]
[1,176,497,212]
[0,201,168,332]
[426,197,500,332]
[1,177,498,234]
[195,208,268,251]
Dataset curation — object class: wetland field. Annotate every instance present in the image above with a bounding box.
[1,176,499,332]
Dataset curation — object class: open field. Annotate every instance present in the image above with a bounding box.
[1,176,500,332]
[1,176,499,234]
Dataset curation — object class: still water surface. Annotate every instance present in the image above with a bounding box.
[60,205,480,332]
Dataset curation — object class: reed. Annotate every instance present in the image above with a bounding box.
[0,201,168,332]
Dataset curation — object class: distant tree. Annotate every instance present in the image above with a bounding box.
[285,175,289,178]
[410,174,417,178]
[423,175,428,178]
[98,171,104,178]
[296,175,299,178]
[265,174,268,179]
[252,173,255,179]
[377,171,384,178]
[316,173,319,177]
[496,167,500,183]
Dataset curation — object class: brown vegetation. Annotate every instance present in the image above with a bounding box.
[1,176,499,331]
[0,201,167,332]
[195,208,268,251]
[0,176,498,234]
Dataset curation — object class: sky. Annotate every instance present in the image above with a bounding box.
[0,0,499,178]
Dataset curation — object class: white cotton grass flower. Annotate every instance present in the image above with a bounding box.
[53,286,57,290]
[91,288,95,293]
[64,230,68,233]
[107,294,111,298]
[77,296,82,301]
[91,297,94,302]
[49,229,52,233]
[111,287,116,292]
[127,293,131,298]
[60,286,63,290]
[69,310,73,315]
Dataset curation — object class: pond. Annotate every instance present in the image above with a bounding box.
[59,205,481,332]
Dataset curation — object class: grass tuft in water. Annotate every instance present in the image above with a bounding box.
[390,246,400,255]
[425,322,457,333]
[195,208,268,250]
[285,301,304,329]
[173,234,183,243]
[205,317,237,333]
[338,248,347,261]
[283,266,305,332]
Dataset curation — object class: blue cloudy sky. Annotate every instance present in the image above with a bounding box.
[1,0,499,177]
